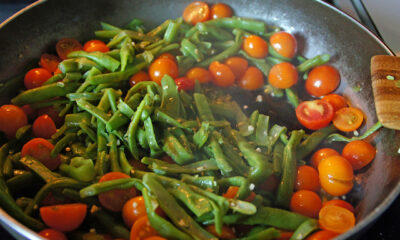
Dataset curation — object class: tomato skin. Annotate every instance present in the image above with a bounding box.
[158,53,176,63]
[83,39,109,52]
[183,1,211,25]
[238,66,264,90]
[40,54,61,73]
[143,237,167,240]
[21,104,36,120]
[306,230,338,240]
[295,165,320,192]
[129,71,150,87]
[225,57,248,79]
[130,216,159,240]
[56,38,83,60]
[258,174,280,192]
[323,199,355,213]
[310,148,340,169]
[321,94,347,112]
[243,35,268,58]
[40,203,87,232]
[270,32,298,59]
[209,61,235,87]
[290,190,322,218]
[38,228,68,240]
[332,107,364,132]
[33,114,57,139]
[296,100,334,130]
[268,62,298,89]
[223,186,256,202]
[122,196,147,228]
[210,3,233,19]
[175,77,195,91]
[205,225,236,239]
[0,105,28,139]
[148,58,179,85]
[186,67,214,84]
[342,140,376,170]
[98,172,137,212]
[37,106,64,128]
[21,138,61,170]
[24,68,52,89]
[319,205,355,233]
[305,65,340,97]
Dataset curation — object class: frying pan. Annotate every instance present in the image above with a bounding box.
[0,0,398,239]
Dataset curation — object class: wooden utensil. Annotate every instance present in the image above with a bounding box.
[371,55,400,130]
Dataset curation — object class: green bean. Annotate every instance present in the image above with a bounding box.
[100,21,121,30]
[239,228,281,240]
[127,94,148,159]
[285,88,300,108]
[239,50,271,76]
[268,45,292,61]
[218,176,252,200]
[118,99,134,118]
[125,18,146,32]
[255,113,270,146]
[43,73,65,85]
[92,210,130,239]
[68,50,120,72]
[296,125,336,159]
[273,142,285,176]
[196,22,233,41]
[144,117,162,157]
[67,92,103,101]
[162,130,194,165]
[207,17,267,34]
[106,110,129,132]
[290,219,319,240]
[207,136,233,176]
[2,155,13,179]
[164,18,182,43]
[181,174,218,191]
[327,121,382,142]
[59,59,79,73]
[297,54,330,72]
[194,93,215,121]
[105,88,118,113]
[266,56,284,65]
[142,157,218,175]
[61,188,100,206]
[19,156,60,183]
[181,38,204,62]
[118,148,133,176]
[6,172,38,193]
[80,178,143,198]
[76,99,111,124]
[193,122,210,148]
[147,19,171,37]
[220,140,249,176]
[79,122,96,142]
[108,134,121,172]
[65,113,91,127]
[120,37,135,71]
[160,75,182,118]
[51,133,77,158]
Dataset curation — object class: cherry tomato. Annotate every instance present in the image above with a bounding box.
[268,62,298,89]
[175,77,195,91]
[310,148,340,169]
[209,61,235,87]
[342,140,376,170]
[98,172,137,212]
[306,230,338,240]
[161,155,175,164]
[158,53,177,63]
[33,114,57,139]
[183,1,210,25]
[295,100,334,130]
[21,138,61,170]
[258,174,280,192]
[38,229,68,240]
[321,94,347,112]
[295,165,320,192]
[122,196,146,228]
[24,68,52,89]
[83,39,109,52]
[238,66,264,90]
[21,104,36,120]
[40,54,61,73]
[210,3,233,19]
[276,231,294,240]
[205,225,236,239]
[323,199,355,213]
[270,32,297,59]
[242,35,268,58]
[319,205,355,233]
[305,65,340,97]
[148,58,179,85]
[40,203,87,232]
[37,106,64,128]
[54,68,62,75]
[318,155,353,196]
[223,186,256,202]
[0,104,28,139]
[130,216,159,240]
[332,107,364,132]
[186,67,214,84]
[143,237,167,240]
[129,71,150,87]
[56,38,83,60]
[225,57,248,79]
[290,190,322,218]
[41,192,69,206]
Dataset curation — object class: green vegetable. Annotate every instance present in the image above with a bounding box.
[59,157,96,182]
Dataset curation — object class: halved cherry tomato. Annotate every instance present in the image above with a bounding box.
[0,104,28,139]
[290,190,322,218]
[295,100,334,130]
[158,53,177,63]
[225,57,248,79]
[37,106,64,127]
[209,61,235,87]
[318,155,353,196]
[24,68,52,89]
[83,39,109,52]
[223,186,256,202]
[332,107,364,132]
[205,225,236,239]
[129,71,150,87]
[323,199,355,213]
[186,67,214,84]
[175,77,195,91]
[210,3,233,19]
[38,228,68,240]
[305,65,340,97]
[21,138,61,170]
[321,94,347,112]
[40,203,87,232]
[21,104,36,120]
[268,62,298,89]
[319,205,355,233]
[40,54,61,73]
[33,114,57,139]
[130,216,159,240]
[148,58,179,85]
[306,230,338,240]
[242,35,268,58]
[295,165,320,192]
[342,140,376,170]
[183,1,210,25]
[310,148,340,169]
[98,172,137,212]
[56,38,83,60]
[238,66,264,90]
[123,196,147,228]
[270,32,297,59]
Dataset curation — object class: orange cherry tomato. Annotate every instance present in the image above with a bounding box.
[242,35,268,58]
[295,165,320,192]
[98,172,137,212]
[223,186,256,202]
[270,32,298,59]
[319,205,355,233]
[342,140,376,170]
[268,62,298,89]
[305,65,340,97]
[321,94,347,112]
[332,107,364,132]
[238,66,264,90]
[290,190,322,218]
[295,100,334,130]
[310,148,340,169]
[38,228,68,240]
[323,199,355,213]
[209,61,235,87]
[210,3,233,19]
[83,39,109,53]
[0,104,28,139]
[148,58,179,85]
[129,71,150,87]
[186,67,214,84]
[158,53,177,63]
[225,57,248,79]
[21,138,61,170]
[306,230,339,240]
[33,114,57,139]
[318,155,353,196]
[40,203,87,232]
[122,196,147,228]
[182,1,210,25]
[40,54,61,73]
[24,68,52,89]
[130,216,159,240]
[56,38,83,60]
[205,225,236,239]
[175,77,195,91]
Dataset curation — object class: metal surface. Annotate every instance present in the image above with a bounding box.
[0,0,397,239]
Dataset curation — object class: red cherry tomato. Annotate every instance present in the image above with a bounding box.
[270,32,298,59]
[268,62,298,89]
[223,186,256,202]
[21,104,36,120]
[40,203,87,232]
[209,61,235,87]
[0,104,28,139]
[242,35,268,58]
[33,114,57,139]
[83,39,109,52]
[186,67,214,84]
[238,66,264,90]
[258,174,280,192]
[56,38,83,60]
[38,229,68,240]
[175,77,195,91]
[295,100,334,130]
[40,54,61,73]
[210,3,233,19]
[205,225,236,239]
[305,65,340,97]
[183,1,211,25]
[37,106,64,128]
[148,58,179,85]
[24,68,52,89]
[321,94,347,112]
[129,71,150,87]
[21,138,61,170]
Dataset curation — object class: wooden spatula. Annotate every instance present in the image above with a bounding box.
[371,55,400,130]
